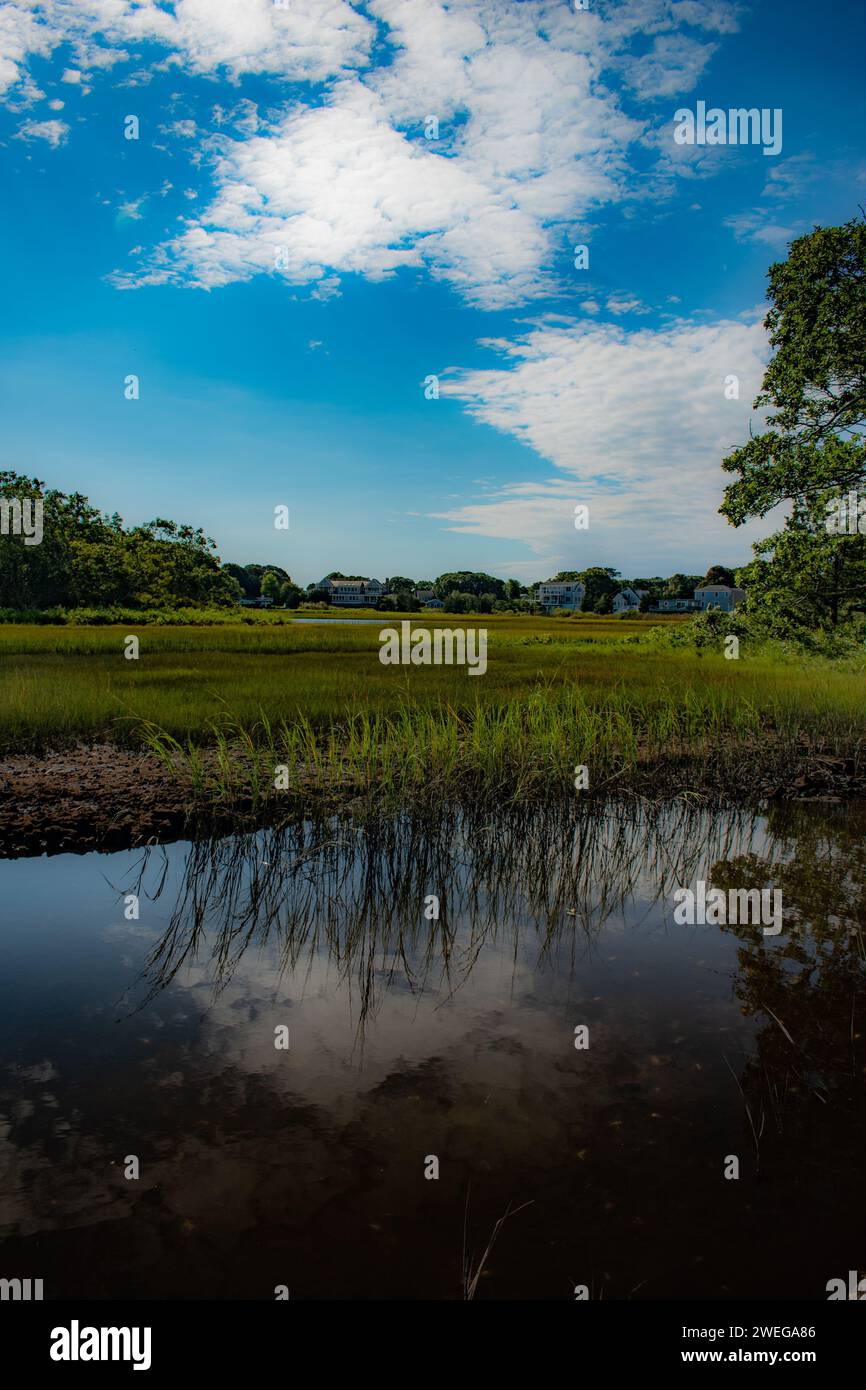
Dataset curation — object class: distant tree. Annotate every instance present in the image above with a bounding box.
[665,572,702,598]
[243,563,290,594]
[594,593,614,615]
[577,567,619,609]
[443,590,474,613]
[704,564,736,587]
[280,580,303,609]
[325,571,347,580]
[306,587,331,605]
[260,571,283,603]
[434,571,505,600]
[386,575,416,593]
[505,578,523,600]
[223,562,257,597]
[391,588,420,612]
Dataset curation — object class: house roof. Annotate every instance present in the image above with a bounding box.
[322,576,381,585]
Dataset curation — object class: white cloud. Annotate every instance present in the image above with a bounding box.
[618,33,718,101]
[0,0,373,96]
[15,117,69,147]
[431,314,775,571]
[1,0,742,309]
[606,295,649,315]
[724,209,802,248]
[60,67,81,84]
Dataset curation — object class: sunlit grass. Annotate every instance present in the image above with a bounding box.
[0,619,862,802]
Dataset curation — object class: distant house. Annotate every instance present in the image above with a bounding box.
[423,598,445,609]
[612,586,647,614]
[238,596,273,608]
[693,584,745,613]
[314,577,384,606]
[536,579,586,611]
[414,587,436,603]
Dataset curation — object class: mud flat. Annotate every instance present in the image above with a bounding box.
[0,742,863,858]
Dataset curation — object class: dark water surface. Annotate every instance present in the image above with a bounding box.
[0,800,864,1300]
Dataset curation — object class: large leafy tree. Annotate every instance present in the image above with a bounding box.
[720,218,866,628]
[0,472,239,609]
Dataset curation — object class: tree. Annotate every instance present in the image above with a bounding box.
[280,581,303,609]
[434,571,505,600]
[665,572,701,598]
[0,473,239,609]
[505,578,523,600]
[443,591,474,613]
[223,562,257,597]
[720,218,866,629]
[260,571,283,603]
[574,567,619,610]
[391,588,419,612]
[704,565,735,587]
[385,576,415,593]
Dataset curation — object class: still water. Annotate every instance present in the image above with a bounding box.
[0,800,864,1299]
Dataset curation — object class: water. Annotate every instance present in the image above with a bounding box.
[0,800,864,1300]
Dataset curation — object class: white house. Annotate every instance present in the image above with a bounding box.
[693,584,745,613]
[536,579,586,611]
[612,586,648,614]
[315,577,384,606]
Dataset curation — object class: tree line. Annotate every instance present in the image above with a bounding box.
[3,216,863,631]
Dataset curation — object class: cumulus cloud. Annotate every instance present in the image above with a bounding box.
[431,314,774,571]
[1,0,743,309]
[0,0,373,94]
[15,116,68,147]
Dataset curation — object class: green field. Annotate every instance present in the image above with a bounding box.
[0,613,863,804]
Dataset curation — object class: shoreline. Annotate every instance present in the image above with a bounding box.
[1,742,863,859]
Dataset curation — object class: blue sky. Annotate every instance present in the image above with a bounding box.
[1,0,863,585]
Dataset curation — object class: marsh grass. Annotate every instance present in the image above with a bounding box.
[135,671,863,814]
[1,618,862,802]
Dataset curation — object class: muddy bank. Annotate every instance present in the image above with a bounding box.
[0,743,863,858]
[0,747,195,857]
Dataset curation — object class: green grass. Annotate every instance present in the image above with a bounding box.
[0,614,863,804]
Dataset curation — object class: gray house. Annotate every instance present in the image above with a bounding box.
[693,584,745,613]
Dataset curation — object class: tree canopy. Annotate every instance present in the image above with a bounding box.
[720,217,866,629]
[0,472,239,610]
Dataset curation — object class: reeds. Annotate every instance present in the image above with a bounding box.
[134,675,860,815]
